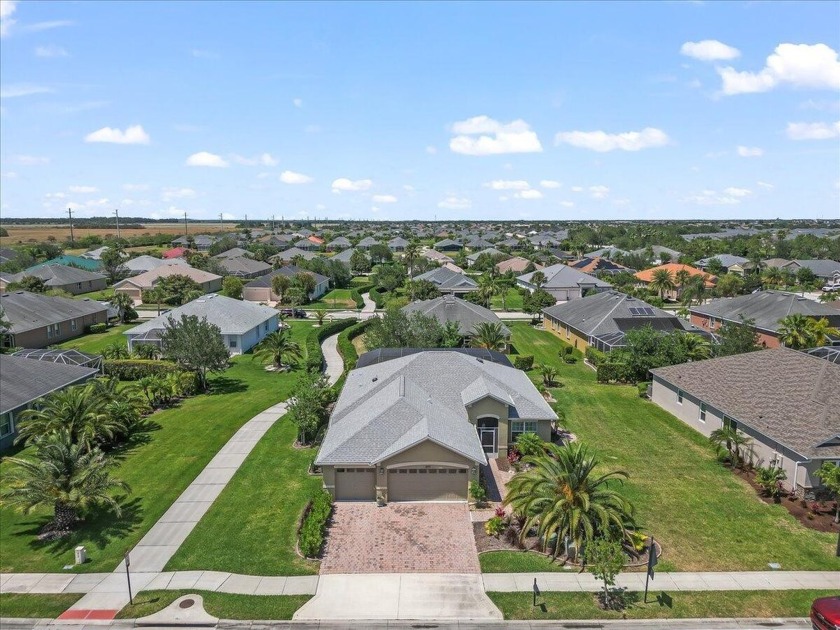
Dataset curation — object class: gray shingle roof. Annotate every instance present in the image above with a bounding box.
[0,291,108,334]
[6,264,106,286]
[244,266,328,288]
[518,263,612,289]
[1,354,98,414]
[125,294,277,337]
[789,259,840,279]
[123,255,188,275]
[690,291,840,333]
[269,247,318,262]
[415,267,478,291]
[651,348,840,460]
[213,247,251,260]
[403,295,510,337]
[316,351,557,466]
[216,256,272,277]
[694,254,749,268]
[466,248,508,262]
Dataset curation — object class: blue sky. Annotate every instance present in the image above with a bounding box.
[1,0,839,222]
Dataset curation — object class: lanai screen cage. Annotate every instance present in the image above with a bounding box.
[12,348,103,372]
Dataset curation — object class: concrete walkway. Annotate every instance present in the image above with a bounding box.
[360,292,376,318]
[320,332,343,384]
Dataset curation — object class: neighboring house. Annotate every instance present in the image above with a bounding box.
[498,237,525,249]
[293,239,319,251]
[694,254,749,274]
[112,263,222,302]
[496,256,541,275]
[781,259,840,282]
[268,247,318,263]
[213,247,252,260]
[466,238,495,250]
[123,255,188,276]
[388,237,409,252]
[634,263,715,300]
[434,238,464,252]
[414,267,478,294]
[170,234,217,251]
[628,245,682,265]
[0,354,100,451]
[161,247,190,259]
[543,290,700,352]
[29,255,102,271]
[125,293,279,355]
[356,236,380,250]
[315,349,557,501]
[567,256,633,276]
[326,236,352,251]
[0,265,107,295]
[466,248,508,267]
[0,248,21,265]
[263,235,294,249]
[690,290,840,348]
[242,266,329,302]
[0,291,109,349]
[650,348,839,498]
[517,263,611,302]
[585,247,628,259]
[421,249,454,264]
[215,256,272,279]
[403,295,511,347]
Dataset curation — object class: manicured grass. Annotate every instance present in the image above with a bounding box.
[71,288,115,301]
[492,322,840,572]
[490,288,524,311]
[115,590,311,620]
[488,589,835,621]
[308,289,357,309]
[0,593,83,618]
[55,323,135,354]
[0,323,315,573]
[480,550,571,573]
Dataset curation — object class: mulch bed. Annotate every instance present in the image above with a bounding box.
[732,466,839,533]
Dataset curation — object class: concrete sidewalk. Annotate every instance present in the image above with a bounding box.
[320,332,343,384]
[360,292,376,318]
[482,570,840,592]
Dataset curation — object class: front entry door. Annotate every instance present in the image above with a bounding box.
[480,428,497,455]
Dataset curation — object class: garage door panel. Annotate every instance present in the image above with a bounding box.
[388,467,468,501]
[335,468,376,501]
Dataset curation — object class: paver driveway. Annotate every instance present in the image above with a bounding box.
[320,502,480,574]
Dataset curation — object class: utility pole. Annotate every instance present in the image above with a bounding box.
[272,214,275,232]
[184,211,188,236]
[67,208,75,246]
[245,213,248,227]
[114,208,121,240]
[219,213,224,233]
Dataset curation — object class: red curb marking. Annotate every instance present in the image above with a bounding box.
[57,609,118,621]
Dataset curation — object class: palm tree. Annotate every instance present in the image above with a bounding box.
[102,341,130,359]
[530,271,547,290]
[540,363,559,387]
[404,241,420,279]
[252,329,303,369]
[110,292,135,323]
[504,442,635,557]
[709,425,752,466]
[679,333,712,361]
[1,430,130,533]
[807,317,840,347]
[648,269,676,300]
[763,267,782,288]
[674,269,691,298]
[145,287,164,316]
[471,322,507,351]
[777,313,817,349]
[478,273,500,308]
[313,308,327,326]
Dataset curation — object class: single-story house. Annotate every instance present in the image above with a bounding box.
[293,239,320,251]
[694,254,749,274]
[403,295,511,347]
[242,266,329,302]
[633,263,715,300]
[213,247,252,260]
[0,354,100,451]
[326,237,352,251]
[627,245,682,265]
[161,247,189,259]
[496,256,541,275]
[650,348,840,498]
[122,255,189,276]
[315,349,557,501]
[215,256,273,279]
[543,290,701,353]
[112,263,223,303]
[28,255,102,272]
[1,291,109,349]
[268,247,318,263]
[388,237,409,252]
[125,293,279,355]
[517,263,611,302]
[414,267,478,294]
[781,259,840,282]
[434,238,464,252]
[328,248,360,268]
[567,257,634,276]
[356,236,380,251]
[421,249,454,264]
[170,234,217,251]
[690,290,840,348]
[466,248,508,267]
[466,238,495,250]
[1,265,107,295]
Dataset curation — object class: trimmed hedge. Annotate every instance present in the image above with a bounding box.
[88,323,108,334]
[369,286,388,309]
[104,359,179,380]
[596,361,634,384]
[298,489,333,558]
[350,283,374,309]
[513,355,534,371]
[585,346,607,367]
[305,318,358,373]
[337,319,372,372]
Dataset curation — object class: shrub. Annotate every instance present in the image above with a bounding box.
[337,319,372,372]
[103,359,179,381]
[563,356,577,364]
[513,355,534,370]
[469,480,487,506]
[515,432,545,457]
[350,283,374,309]
[298,489,333,558]
[484,516,505,537]
[305,318,357,373]
[370,286,388,309]
[637,381,651,397]
[585,347,607,366]
[88,322,108,334]
[562,346,574,356]
[596,362,633,384]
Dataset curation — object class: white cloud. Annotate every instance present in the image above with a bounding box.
[280,170,314,184]
[402,184,415,192]
[717,43,840,95]
[45,192,66,199]
[123,183,149,192]
[23,20,74,33]
[35,44,68,58]
[331,178,372,192]
[683,189,744,205]
[85,124,150,145]
[785,120,840,140]
[559,201,575,208]
[186,151,229,167]
[723,186,751,197]
[757,181,775,190]
[372,194,398,203]
[570,186,584,193]
[449,115,543,156]
[736,145,763,157]
[680,40,740,61]
[1,83,53,98]
[555,127,670,152]
[516,189,543,200]
[293,98,303,108]
[231,152,278,166]
[0,0,17,37]
[437,196,471,210]
[540,180,561,189]
[161,187,197,201]
[1,170,18,179]
[12,154,49,165]
[69,185,97,193]
[483,179,530,190]
[589,185,610,199]
[425,145,438,154]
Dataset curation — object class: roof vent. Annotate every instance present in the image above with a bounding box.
[372,376,378,382]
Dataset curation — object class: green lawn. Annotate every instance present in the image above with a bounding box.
[116,590,311,620]
[71,288,115,302]
[0,594,83,618]
[488,589,834,621]
[490,288,524,311]
[308,289,357,310]
[55,323,135,354]
[489,322,840,572]
[0,323,315,573]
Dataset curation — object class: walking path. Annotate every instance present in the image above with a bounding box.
[48,331,345,620]
[360,292,376,318]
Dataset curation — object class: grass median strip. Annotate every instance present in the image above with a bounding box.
[0,594,83,619]
[115,590,311,620]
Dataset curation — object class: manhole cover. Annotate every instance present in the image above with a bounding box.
[179,599,195,609]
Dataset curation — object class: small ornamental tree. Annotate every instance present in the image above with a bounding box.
[815,462,840,523]
[161,314,229,390]
[287,372,334,445]
[100,246,126,283]
[585,537,625,609]
[222,276,244,299]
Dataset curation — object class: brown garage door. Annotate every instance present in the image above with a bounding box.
[335,468,376,501]
[388,467,468,501]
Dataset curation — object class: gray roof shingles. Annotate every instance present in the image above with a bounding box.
[690,291,840,333]
[403,295,510,337]
[0,291,108,334]
[1,354,99,414]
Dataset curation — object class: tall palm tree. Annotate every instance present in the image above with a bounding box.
[404,241,420,279]
[478,272,500,307]
[648,269,676,300]
[504,442,635,557]
[674,269,691,298]
[530,270,547,290]
[807,317,840,347]
[252,329,303,369]
[144,287,164,316]
[470,322,507,351]
[679,333,712,361]
[777,313,817,349]
[1,430,130,533]
[762,266,782,288]
[110,292,135,323]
